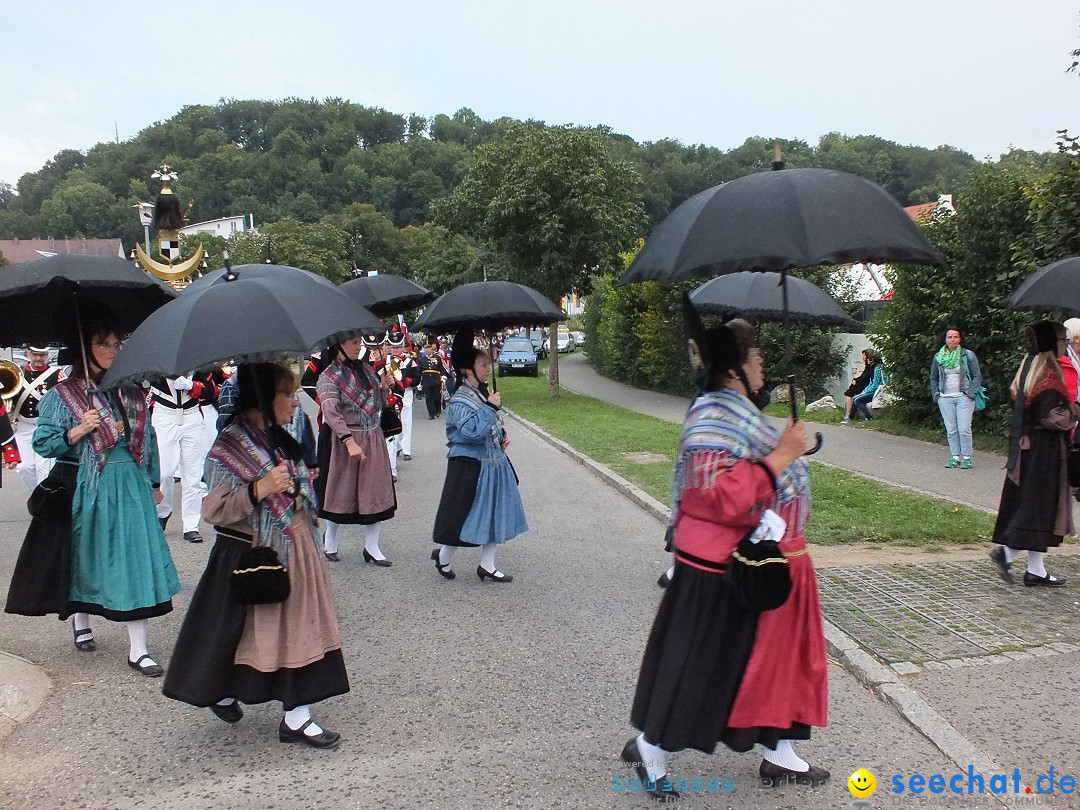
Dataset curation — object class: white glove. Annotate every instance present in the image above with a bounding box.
[172,375,195,391]
[748,509,787,544]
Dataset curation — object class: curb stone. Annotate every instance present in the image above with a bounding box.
[505,408,1011,796]
[0,649,51,741]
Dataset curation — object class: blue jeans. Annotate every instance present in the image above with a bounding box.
[937,395,974,457]
[852,392,875,420]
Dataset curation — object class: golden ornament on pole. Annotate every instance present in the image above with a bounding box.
[132,163,206,290]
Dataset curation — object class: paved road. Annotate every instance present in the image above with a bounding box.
[0,408,960,809]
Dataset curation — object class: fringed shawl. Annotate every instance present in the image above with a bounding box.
[319,357,381,425]
[45,378,151,489]
[205,416,318,568]
[670,388,811,535]
[453,379,506,449]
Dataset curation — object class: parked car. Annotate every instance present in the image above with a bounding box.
[497,337,539,377]
[521,328,549,359]
[556,326,575,353]
[572,331,586,347]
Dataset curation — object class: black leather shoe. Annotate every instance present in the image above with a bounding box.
[71,618,96,652]
[759,758,830,787]
[210,700,244,724]
[620,738,680,802]
[657,571,672,589]
[431,549,455,580]
[278,718,340,749]
[1023,571,1067,588]
[477,565,513,583]
[184,530,203,543]
[402,454,412,461]
[324,551,340,562]
[362,549,392,567]
[128,654,164,677]
[989,546,1014,584]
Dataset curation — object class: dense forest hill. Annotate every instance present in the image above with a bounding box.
[0,97,991,255]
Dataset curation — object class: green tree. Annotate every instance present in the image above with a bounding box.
[437,124,643,394]
[222,218,350,282]
[397,223,480,294]
[321,203,402,276]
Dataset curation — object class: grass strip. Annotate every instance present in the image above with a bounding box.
[496,371,994,547]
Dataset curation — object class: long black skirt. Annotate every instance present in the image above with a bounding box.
[631,561,759,754]
[5,461,78,619]
[432,457,481,547]
[162,534,349,711]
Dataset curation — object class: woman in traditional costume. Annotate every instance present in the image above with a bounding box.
[431,329,527,583]
[989,321,1076,588]
[315,334,396,564]
[4,306,179,677]
[163,363,348,748]
[622,312,828,801]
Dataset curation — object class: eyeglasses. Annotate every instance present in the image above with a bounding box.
[92,340,123,351]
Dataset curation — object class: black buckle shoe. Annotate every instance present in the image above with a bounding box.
[210,700,244,724]
[1023,571,1067,588]
[759,758,830,787]
[477,565,513,583]
[620,738,680,802]
[431,549,455,580]
[71,618,96,652]
[278,718,340,749]
[989,546,1014,584]
[128,654,164,677]
[657,571,672,589]
[362,549,392,567]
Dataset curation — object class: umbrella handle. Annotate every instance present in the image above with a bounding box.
[805,432,824,456]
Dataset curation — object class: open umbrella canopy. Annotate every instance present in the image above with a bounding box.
[689,271,860,329]
[618,168,945,286]
[339,274,435,317]
[413,280,564,333]
[182,263,346,296]
[100,265,382,388]
[1003,257,1080,313]
[0,254,176,345]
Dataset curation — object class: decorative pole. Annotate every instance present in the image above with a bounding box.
[133,163,206,290]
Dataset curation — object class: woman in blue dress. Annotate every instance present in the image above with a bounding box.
[5,307,180,676]
[431,330,528,582]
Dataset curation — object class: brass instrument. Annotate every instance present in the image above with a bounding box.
[0,358,23,411]
[389,355,402,382]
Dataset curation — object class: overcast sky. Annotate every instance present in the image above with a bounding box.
[2,0,1077,187]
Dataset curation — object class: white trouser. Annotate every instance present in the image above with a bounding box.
[154,407,207,532]
[14,417,54,490]
[199,404,218,495]
[401,387,414,456]
[387,434,399,476]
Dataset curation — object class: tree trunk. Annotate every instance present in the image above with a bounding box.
[547,321,560,397]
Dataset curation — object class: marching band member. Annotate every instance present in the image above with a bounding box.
[419,339,446,420]
[13,345,64,490]
[393,324,421,461]
[382,328,407,481]
[151,375,209,542]
[0,401,19,485]
[315,334,397,564]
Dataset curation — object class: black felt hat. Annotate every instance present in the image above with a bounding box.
[451,326,477,371]
[681,294,744,389]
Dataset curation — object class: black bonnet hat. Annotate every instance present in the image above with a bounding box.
[451,327,478,371]
[1029,321,1061,354]
[682,294,745,389]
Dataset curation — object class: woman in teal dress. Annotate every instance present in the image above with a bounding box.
[6,308,180,677]
[431,331,528,582]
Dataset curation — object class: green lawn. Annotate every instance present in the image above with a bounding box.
[496,371,995,547]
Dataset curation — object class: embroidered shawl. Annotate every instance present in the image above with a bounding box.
[669,387,810,535]
[452,380,506,448]
[205,415,318,568]
[46,378,150,486]
[319,357,381,423]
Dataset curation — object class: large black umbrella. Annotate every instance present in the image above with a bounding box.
[340,274,435,317]
[182,263,344,296]
[689,271,860,329]
[413,281,564,333]
[1002,257,1080,313]
[0,254,176,345]
[618,168,944,284]
[101,264,382,389]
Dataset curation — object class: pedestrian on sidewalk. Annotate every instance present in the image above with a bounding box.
[930,327,981,469]
[430,330,527,583]
[163,363,348,748]
[4,306,180,677]
[990,321,1077,588]
[622,316,828,802]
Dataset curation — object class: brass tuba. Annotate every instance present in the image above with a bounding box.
[0,358,23,411]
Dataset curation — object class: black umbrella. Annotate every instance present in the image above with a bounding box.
[618,168,944,284]
[340,274,435,317]
[0,254,176,345]
[1003,257,1080,313]
[182,263,344,296]
[413,281,564,333]
[689,271,860,329]
[101,264,382,389]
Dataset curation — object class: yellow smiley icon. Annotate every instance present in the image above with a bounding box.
[848,768,876,798]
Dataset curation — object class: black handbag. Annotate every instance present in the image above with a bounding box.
[380,406,403,438]
[725,533,792,612]
[231,545,290,605]
[27,469,73,521]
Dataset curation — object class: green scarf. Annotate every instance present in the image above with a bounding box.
[936,345,961,369]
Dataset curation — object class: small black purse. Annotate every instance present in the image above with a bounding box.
[27,470,74,522]
[380,406,403,438]
[725,533,792,612]
[231,545,290,605]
